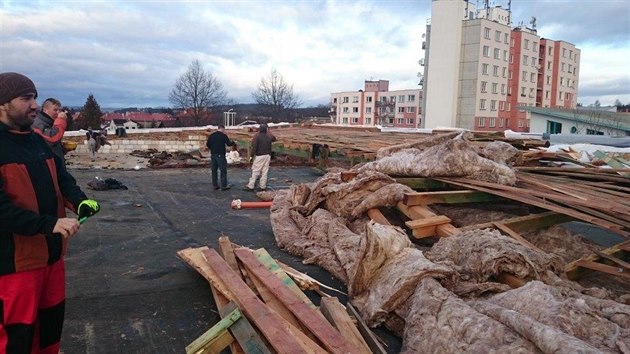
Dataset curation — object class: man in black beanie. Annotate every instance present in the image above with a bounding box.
[0,72,100,354]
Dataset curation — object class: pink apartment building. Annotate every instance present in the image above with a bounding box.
[330,80,423,128]
[422,0,580,132]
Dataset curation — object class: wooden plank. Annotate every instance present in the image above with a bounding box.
[565,239,630,279]
[403,190,498,205]
[218,302,271,354]
[367,208,391,225]
[320,298,372,354]
[397,202,460,238]
[252,249,320,311]
[395,177,453,191]
[496,273,527,288]
[218,236,241,273]
[573,260,630,279]
[202,248,309,353]
[177,247,234,301]
[234,249,360,354]
[405,215,452,229]
[186,307,241,354]
[412,225,437,238]
[493,222,544,253]
[346,302,387,354]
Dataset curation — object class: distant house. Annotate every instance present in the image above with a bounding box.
[520,106,630,136]
[101,112,174,133]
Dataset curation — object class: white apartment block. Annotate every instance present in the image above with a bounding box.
[422,0,580,132]
[330,80,423,128]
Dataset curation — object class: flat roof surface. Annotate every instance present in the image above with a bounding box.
[61,166,403,353]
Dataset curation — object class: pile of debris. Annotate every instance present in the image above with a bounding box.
[268,132,630,352]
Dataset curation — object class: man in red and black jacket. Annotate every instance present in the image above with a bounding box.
[0,72,100,354]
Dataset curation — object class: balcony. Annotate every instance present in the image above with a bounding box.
[375,101,395,107]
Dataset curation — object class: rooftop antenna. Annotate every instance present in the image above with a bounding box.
[484,0,490,19]
[507,0,512,26]
[530,16,537,31]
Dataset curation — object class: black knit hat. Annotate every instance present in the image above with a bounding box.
[0,72,38,105]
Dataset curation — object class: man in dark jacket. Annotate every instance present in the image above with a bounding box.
[32,97,69,162]
[0,72,100,354]
[245,123,276,191]
[206,124,236,190]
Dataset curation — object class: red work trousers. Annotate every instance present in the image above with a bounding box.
[0,260,65,354]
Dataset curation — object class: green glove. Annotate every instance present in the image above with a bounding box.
[78,199,100,224]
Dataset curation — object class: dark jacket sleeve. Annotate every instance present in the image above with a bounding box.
[55,155,87,211]
[33,118,67,144]
[0,181,57,236]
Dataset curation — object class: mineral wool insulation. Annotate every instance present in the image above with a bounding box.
[270,134,630,353]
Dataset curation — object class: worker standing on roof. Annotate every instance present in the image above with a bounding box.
[244,123,276,191]
[206,124,236,190]
[0,72,100,354]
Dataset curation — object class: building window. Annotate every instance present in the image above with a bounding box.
[511,38,515,47]
[343,107,349,113]
[502,67,507,77]
[531,57,536,67]
[533,42,538,52]
[524,39,530,49]
[509,71,513,79]
[546,76,551,84]
[492,83,498,94]
[501,84,506,94]
[366,96,372,102]
[481,81,487,93]
[529,88,535,98]
[560,77,564,86]
[499,117,504,126]
[407,118,414,125]
[352,96,359,103]
[510,54,513,63]
[407,95,415,102]
[559,91,563,100]
[480,99,486,110]
[342,117,348,124]
[507,103,511,111]
[518,119,524,128]
[562,48,566,57]
[521,87,526,96]
[490,100,497,111]
[343,97,349,103]
[495,30,501,42]
[547,121,562,134]
[499,101,505,110]
[352,107,359,113]
[508,86,512,95]
[482,63,489,75]
[569,50,573,59]
[397,118,404,124]
[522,71,527,81]
[366,107,372,113]
[530,72,536,82]
[365,117,371,125]
[407,107,415,113]
[586,129,604,135]
[504,33,509,44]
[548,47,553,56]
[483,45,490,57]
[523,54,528,64]
[381,97,387,102]
[351,117,359,123]
[503,50,508,61]
[398,95,405,102]
[493,65,499,77]
[333,98,338,103]
[489,117,496,127]
[390,96,395,102]
[478,117,485,127]
[398,107,405,113]
[494,48,500,59]
[547,61,552,70]
[484,27,490,39]
[545,90,550,99]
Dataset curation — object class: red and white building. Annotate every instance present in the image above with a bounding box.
[330,80,423,128]
[422,0,580,132]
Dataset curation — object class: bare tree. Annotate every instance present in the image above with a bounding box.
[169,60,227,126]
[252,68,301,120]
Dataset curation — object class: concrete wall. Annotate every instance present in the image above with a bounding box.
[73,134,207,154]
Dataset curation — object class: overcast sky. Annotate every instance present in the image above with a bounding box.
[1,0,628,109]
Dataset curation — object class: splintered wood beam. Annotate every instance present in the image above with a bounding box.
[403,190,498,206]
[234,249,360,354]
[493,222,544,253]
[345,303,387,354]
[186,307,241,354]
[320,298,372,354]
[565,239,630,280]
[177,247,234,301]
[367,208,391,225]
[397,202,460,238]
[405,215,452,229]
[572,260,630,279]
[202,248,309,354]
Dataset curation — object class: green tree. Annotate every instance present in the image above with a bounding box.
[169,60,227,126]
[252,68,301,121]
[75,94,103,130]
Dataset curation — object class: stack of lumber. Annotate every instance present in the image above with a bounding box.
[177,237,384,354]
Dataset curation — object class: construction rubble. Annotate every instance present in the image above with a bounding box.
[180,130,630,353]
